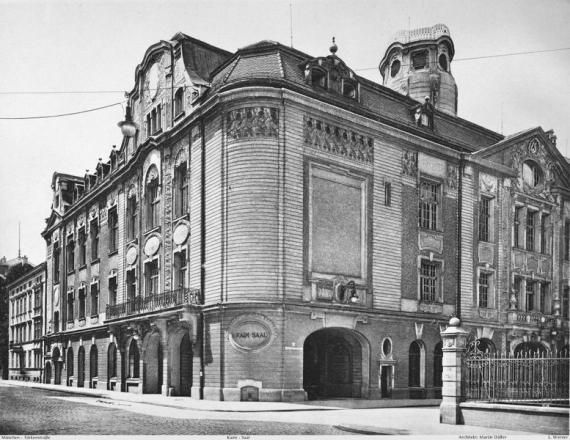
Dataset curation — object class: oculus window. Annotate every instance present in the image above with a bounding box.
[308,165,367,283]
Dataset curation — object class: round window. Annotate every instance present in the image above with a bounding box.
[438,54,448,71]
[382,338,392,356]
[390,59,401,77]
[522,160,542,187]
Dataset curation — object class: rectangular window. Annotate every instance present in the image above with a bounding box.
[384,181,392,207]
[174,251,187,289]
[126,196,137,240]
[526,281,535,312]
[514,207,522,248]
[90,219,99,261]
[478,197,491,242]
[419,180,440,231]
[90,283,98,316]
[309,166,367,280]
[109,276,117,306]
[126,270,136,302]
[526,210,535,251]
[67,292,74,322]
[540,283,549,314]
[564,220,570,261]
[78,227,86,266]
[412,50,428,69]
[34,319,41,340]
[146,182,160,230]
[108,207,118,252]
[146,114,151,138]
[563,286,569,319]
[145,260,159,296]
[540,214,549,254]
[420,260,439,302]
[78,287,86,319]
[175,163,188,218]
[478,272,489,308]
[66,238,75,272]
[513,277,521,307]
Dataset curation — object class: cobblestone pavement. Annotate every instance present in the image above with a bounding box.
[0,384,352,435]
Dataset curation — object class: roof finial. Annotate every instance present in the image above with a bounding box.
[329,36,338,55]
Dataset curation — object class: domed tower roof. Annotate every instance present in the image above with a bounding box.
[379,24,458,116]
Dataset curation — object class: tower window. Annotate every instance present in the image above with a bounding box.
[390,59,401,77]
[412,51,428,70]
[438,54,448,71]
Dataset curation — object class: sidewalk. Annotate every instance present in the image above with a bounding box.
[1,380,540,436]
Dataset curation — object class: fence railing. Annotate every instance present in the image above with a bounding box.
[105,287,200,320]
[465,352,569,405]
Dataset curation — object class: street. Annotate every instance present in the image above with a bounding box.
[0,383,351,435]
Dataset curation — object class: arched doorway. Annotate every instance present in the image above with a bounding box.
[143,332,163,394]
[107,343,117,390]
[179,334,192,396]
[303,328,366,400]
[66,347,74,386]
[45,362,52,384]
[77,346,85,387]
[89,345,98,388]
[433,342,443,398]
[52,348,62,385]
[128,339,140,379]
[408,340,425,398]
[514,341,547,357]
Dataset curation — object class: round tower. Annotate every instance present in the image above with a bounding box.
[379,23,457,115]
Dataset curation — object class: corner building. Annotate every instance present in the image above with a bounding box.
[42,26,570,401]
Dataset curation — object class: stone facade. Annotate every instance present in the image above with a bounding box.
[37,29,570,402]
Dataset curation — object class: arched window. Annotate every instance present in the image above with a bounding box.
[409,341,422,387]
[77,346,85,387]
[145,166,160,230]
[174,88,184,117]
[390,59,401,77]
[433,342,443,388]
[514,341,547,357]
[128,339,140,378]
[66,347,74,383]
[438,54,448,71]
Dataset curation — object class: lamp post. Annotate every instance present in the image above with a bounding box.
[118,105,137,138]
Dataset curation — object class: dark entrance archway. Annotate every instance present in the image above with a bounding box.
[89,345,98,388]
[52,348,62,385]
[143,332,163,394]
[45,362,52,384]
[77,346,85,387]
[303,328,366,400]
[514,341,547,357]
[179,334,192,396]
[66,347,74,386]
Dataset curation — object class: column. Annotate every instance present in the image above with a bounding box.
[156,319,171,396]
[440,317,469,425]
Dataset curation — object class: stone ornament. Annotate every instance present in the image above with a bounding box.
[173,222,189,246]
[419,231,443,253]
[479,172,496,194]
[126,246,138,266]
[446,164,458,190]
[226,107,279,140]
[227,313,276,353]
[145,165,159,185]
[143,235,161,257]
[303,116,373,163]
[402,150,418,176]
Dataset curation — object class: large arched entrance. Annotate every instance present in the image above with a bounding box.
[143,332,163,394]
[77,346,85,387]
[52,348,62,385]
[89,345,98,388]
[179,334,193,396]
[66,347,74,386]
[303,328,367,400]
[514,341,547,357]
[44,362,52,384]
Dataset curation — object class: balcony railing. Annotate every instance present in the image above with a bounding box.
[105,287,200,320]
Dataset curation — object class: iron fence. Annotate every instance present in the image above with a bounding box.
[465,352,569,405]
[105,287,200,320]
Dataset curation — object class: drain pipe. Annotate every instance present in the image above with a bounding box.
[199,118,206,400]
[456,153,465,320]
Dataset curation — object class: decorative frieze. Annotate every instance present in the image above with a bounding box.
[226,107,279,140]
[303,116,373,163]
[402,150,418,176]
[479,172,497,194]
[419,231,443,253]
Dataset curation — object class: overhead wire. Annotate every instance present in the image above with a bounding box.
[0,101,126,120]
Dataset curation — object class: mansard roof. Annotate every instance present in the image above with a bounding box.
[207,39,503,152]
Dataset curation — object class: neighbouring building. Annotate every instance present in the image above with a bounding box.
[40,25,570,401]
[8,262,46,382]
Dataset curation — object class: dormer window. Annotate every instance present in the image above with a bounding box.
[311,68,327,89]
[412,50,428,70]
[147,105,162,136]
[174,88,184,118]
[342,79,357,99]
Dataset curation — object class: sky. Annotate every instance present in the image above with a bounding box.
[0,0,569,265]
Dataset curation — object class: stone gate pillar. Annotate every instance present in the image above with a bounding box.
[440,317,469,425]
